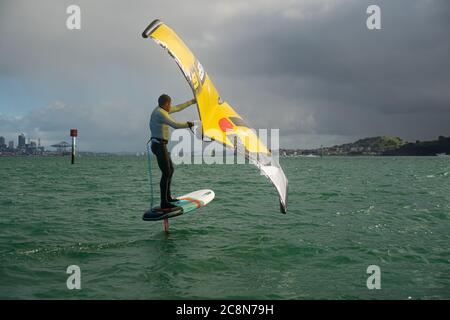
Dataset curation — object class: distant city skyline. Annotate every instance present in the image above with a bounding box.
[0,132,46,155]
[0,133,41,146]
[0,132,70,151]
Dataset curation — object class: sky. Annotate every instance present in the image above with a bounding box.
[1,0,449,152]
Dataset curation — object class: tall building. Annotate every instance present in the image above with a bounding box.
[0,136,6,148]
[8,141,14,150]
[18,134,26,148]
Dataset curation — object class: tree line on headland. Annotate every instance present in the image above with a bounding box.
[281,136,450,156]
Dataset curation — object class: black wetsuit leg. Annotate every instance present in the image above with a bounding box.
[151,142,174,207]
[167,155,175,201]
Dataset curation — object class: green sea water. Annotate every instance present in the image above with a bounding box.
[0,155,449,299]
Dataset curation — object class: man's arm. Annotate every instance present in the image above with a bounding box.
[160,110,190,129]
[169,98,196,113]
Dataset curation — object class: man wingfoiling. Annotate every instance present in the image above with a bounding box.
[149,94,196,211]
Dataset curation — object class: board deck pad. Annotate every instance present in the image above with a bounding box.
[143,189,215,221]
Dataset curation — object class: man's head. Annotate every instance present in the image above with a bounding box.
[158,94,171,111]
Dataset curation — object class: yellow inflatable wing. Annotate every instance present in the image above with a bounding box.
[143,19,288,213]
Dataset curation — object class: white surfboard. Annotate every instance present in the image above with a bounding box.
[143,189,215,222]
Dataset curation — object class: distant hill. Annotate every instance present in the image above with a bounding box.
[336,136,406,154]
[383,136,450,156]
[281,135,450,156]
[315,136,407,155]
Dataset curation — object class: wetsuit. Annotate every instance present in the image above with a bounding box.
[149,100,194,208]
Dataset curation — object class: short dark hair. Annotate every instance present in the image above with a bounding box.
[158,94,171,107]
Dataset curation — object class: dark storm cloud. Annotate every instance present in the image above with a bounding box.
[204,0,450,139]
[0,0,449,151]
